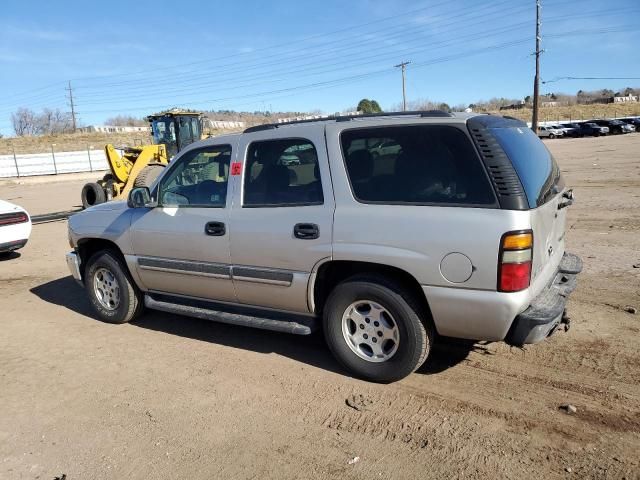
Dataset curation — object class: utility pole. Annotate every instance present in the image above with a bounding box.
[394,61,411,111]
[531,0,542,133]
[66,80,77,132]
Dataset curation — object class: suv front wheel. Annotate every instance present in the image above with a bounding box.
[85,250,144,324]
[323,275,433,382]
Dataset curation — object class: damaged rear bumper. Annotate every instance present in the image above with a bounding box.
[506,252,582,346]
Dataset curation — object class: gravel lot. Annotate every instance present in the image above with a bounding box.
[1,135,639,479]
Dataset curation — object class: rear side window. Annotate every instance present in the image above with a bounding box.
[489,126,564,207]
[244,138,323,207]
[340,125,496,206]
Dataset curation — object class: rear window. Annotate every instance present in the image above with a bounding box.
[489,126,564,207]
[340,125,496,206]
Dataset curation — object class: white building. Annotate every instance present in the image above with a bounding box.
[79,125,150,133]
[204,120,246,130]
[613,94,638,103]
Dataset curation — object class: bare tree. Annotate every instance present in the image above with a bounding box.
[11,107,38,136]
[37,108,72,135]
[104,115,147,127]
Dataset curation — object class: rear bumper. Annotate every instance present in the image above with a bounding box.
[0,238,28,252]
[505,252,582,346]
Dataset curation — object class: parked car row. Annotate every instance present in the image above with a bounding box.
[538,117,639,139]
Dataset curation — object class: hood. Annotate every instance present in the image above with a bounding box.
[83,200,129,213]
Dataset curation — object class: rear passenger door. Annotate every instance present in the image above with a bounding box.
[229,127,334,313]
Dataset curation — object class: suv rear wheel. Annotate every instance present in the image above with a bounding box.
[85,250,144,324]
[323,275,432,382]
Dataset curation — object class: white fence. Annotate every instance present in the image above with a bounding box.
[0,148,112,178]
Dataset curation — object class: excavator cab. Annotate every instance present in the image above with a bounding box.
[148,110,203,158]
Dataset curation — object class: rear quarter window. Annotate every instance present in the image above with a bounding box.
[489,126,564,207]
[340,125,496,206]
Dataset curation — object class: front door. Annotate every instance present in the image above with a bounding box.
[130,142,236,302]
[229,127,334,313]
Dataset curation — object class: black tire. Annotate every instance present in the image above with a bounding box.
[134,164,165,188]
[81,182,106,209]
[549,133,555,139]
[85,250,144,324]
[323,275,433,383]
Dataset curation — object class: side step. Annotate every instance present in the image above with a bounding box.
[144,293,316,335]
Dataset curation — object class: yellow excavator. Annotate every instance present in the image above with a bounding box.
[80,109,204,208]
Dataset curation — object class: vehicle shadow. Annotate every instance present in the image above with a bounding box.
[31,276,478,379]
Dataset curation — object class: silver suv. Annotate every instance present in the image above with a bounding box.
[66,111,581,382]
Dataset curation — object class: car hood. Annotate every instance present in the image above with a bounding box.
[83,200,129,213]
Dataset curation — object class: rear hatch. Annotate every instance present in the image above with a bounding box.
[488,125,568,290]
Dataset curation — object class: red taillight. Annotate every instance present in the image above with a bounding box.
[498,230,533,292]
[499,262,532,292]
[0,212,29,226]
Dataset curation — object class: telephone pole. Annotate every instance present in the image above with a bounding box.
[394,61,411,111]
[66,81,77,132]
[531,0,542,133]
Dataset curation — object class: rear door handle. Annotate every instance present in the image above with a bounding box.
[205,221,226,236]
[293,223,319,240]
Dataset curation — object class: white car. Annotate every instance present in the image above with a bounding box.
[0,199,32,253]
[538,126,564,139]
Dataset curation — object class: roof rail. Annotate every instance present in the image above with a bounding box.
[243,110,453,133]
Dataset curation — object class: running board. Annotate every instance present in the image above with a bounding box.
[144,294,316,335]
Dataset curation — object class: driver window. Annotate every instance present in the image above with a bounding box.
[159,145,231,207]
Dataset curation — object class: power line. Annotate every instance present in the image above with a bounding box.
[77,38,535,116]
[543,76,640,84]
[72,0,522,95]
[0,2,528,113]
[0,12,537,117]
[73,19,535,108]
[1,4,636,114]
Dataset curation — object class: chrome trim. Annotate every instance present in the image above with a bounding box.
[231,266,295,286]
[137,256,231,279]
[232,275,291,286]
[138,264,230,279]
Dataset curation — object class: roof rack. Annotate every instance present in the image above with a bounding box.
[243,110,453,133]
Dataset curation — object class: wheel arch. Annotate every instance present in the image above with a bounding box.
[311,260,434,326]
[76,238,129,279]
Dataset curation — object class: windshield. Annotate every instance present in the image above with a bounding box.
[151,117,178,156]
[489,126,564,208]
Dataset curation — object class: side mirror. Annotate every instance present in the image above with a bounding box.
[128,187,153,208]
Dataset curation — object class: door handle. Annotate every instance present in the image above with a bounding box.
[205,221,226,236]
[294,223,319,240]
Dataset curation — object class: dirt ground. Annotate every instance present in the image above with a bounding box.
[0,135,639,480]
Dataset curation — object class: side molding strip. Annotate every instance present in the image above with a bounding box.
[138,257,230,279]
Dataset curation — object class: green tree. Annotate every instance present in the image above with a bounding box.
[437,102,451,112]
[357,98,382,114]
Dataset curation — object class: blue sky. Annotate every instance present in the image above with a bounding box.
[0,0,639,135]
